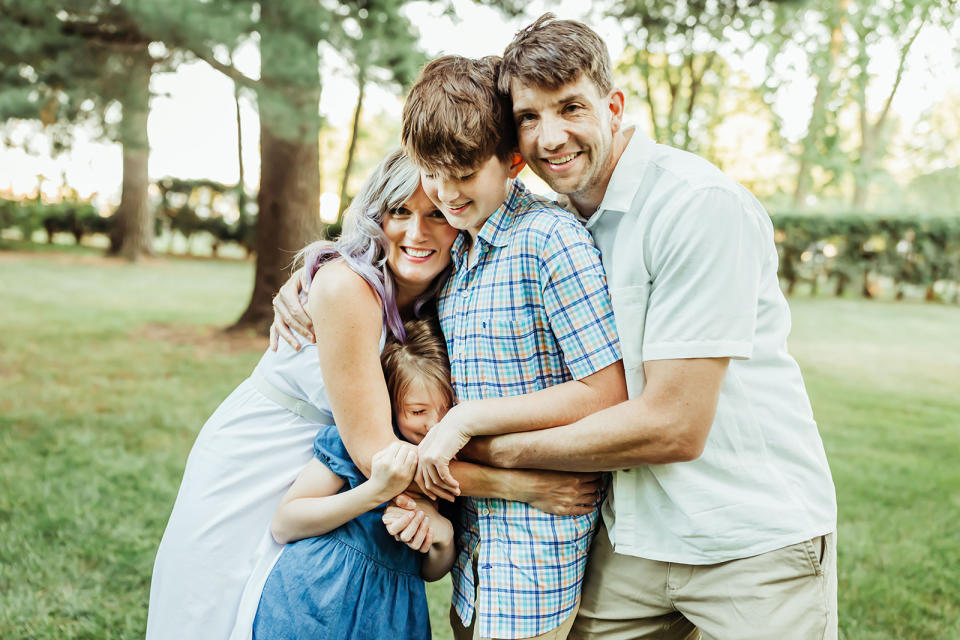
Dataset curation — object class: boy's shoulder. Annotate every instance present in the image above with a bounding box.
[499,180,590,245]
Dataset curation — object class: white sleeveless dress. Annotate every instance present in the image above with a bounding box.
[146,329,385,640]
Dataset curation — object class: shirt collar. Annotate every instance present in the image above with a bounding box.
[586,127,654,230]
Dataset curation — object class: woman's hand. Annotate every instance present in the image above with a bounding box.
[270,267,316,351]
[508,469,605,516]
[416,405,473,499]
[367,442,419,502]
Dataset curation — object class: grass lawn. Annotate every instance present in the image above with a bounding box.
[1,251,958,639]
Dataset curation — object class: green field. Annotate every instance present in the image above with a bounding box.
[1,251,958,639]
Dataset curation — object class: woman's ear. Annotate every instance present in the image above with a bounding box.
[507,151,526,178]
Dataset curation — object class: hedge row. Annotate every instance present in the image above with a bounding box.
[3,199,959,302]
[770,214,960,302]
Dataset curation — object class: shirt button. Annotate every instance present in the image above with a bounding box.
[481,508,490,516]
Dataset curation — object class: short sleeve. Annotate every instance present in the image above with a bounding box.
[642,187,763,361]
[313,425,366,488]
[539,217,622,379]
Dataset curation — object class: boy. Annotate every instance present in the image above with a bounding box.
[400,55,625,640]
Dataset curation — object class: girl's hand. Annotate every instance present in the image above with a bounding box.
[382,493,453,552]
[368,442,419,502]
[416,406,472,498]
[270,267,316,351]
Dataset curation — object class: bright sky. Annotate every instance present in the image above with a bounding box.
[1,1,957,211]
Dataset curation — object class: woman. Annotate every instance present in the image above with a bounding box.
[147,149,600,640]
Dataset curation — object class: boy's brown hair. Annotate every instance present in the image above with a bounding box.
[380,317,455,418]
[498,13,613,96]
[402,55,516,174]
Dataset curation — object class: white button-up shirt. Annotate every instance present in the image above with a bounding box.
[586,128,837,564]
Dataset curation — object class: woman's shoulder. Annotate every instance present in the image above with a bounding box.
[308,260,382,311]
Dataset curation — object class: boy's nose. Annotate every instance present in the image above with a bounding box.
[437,179,458,203]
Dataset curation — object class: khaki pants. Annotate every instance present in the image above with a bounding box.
[570,523,838,640]
[450,550,580,640]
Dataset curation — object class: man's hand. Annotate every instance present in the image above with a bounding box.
[510,469,604,516]
[269,267,316,351]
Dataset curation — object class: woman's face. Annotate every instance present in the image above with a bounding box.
[382,185,459,296]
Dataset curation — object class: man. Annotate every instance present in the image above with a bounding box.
[455,14,838,640]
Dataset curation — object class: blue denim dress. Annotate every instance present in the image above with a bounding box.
[252,426,430,640]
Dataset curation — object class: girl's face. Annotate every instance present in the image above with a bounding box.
[381,185,459,299]
[395,377,450,444]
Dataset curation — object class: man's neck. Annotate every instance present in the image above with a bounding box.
[570,127,633,219]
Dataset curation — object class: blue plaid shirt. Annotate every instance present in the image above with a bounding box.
[438,179,621,639]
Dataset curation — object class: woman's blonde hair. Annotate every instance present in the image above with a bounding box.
[380,318,455,415]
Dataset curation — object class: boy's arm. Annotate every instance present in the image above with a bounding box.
[417,363,625,491]
[418,215,626,493]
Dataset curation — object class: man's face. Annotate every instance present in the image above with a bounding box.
[510,75,620,202]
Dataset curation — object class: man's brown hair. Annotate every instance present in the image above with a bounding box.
[380,317,455,420]
[498,13,613,95]
[402,55,516,173]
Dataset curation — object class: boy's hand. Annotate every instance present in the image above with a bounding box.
[269,267,316,351]
[417,406,472,498]
[368,442,419,501]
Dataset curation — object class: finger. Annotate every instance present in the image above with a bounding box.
[276,320,301,351]
[279,288,315,341]
[437,463,460,494]
[419,528,434,553]
[383,510,414,536]
[393,493,417,510]
[274,294,313,343]
[269,324,279,352]
[409,518,428,550]
[399,512,425,542]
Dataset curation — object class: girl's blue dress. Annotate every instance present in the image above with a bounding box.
[252,426,431,640]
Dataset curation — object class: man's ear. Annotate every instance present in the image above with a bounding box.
[608,89,625,133]
[507,151,526,178]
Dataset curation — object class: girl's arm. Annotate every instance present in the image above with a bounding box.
[272,442,418,545]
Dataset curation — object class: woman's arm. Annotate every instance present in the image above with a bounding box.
[272,442,418,544]
[307,262,398,478]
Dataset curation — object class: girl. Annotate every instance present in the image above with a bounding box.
[251,319,456,639]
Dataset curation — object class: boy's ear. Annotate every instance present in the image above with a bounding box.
[507,151,525,178]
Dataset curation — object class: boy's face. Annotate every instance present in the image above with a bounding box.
[509,74,622,202]
[420,154,520,240]
[395,378,450,445]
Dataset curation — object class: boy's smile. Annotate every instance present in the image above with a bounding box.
[420,154,524,240]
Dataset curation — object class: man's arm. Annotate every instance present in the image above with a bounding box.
[464,356,728,471]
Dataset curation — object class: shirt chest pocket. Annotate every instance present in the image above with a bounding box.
[476,311,538,372]
[610,284,649,397]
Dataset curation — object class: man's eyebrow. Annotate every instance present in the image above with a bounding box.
[513,92,588,113]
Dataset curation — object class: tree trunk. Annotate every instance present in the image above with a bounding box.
[338,70,365,219]
[109,50,154,261]
[232,10,322,334]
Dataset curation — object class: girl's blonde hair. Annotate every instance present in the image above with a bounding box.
[380,318,455,415]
